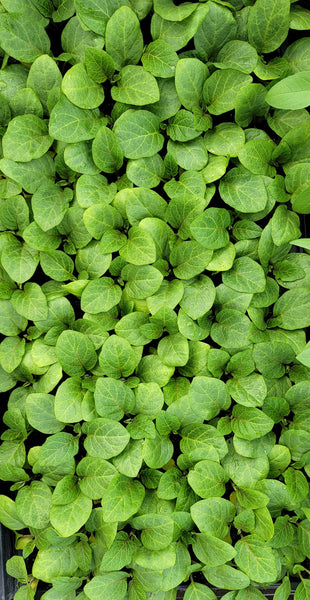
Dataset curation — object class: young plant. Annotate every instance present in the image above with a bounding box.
[0,1,309,599]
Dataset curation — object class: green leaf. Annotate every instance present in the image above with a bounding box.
[95,377,135,421]
[190,207,230,250]
[85,47,115,83]
[154,0,197,22]
[143,430,173,468]
[49,95,101,142]
[62,62,104,109]
[134,544,176,570]
[0,14,50,62]
[266,72,310,110]
[2,115,53,163]
[92,125,124,174]
[238,139,276,178]
[270,288,310,330]
[170,241,213,279]
[134,382,164,418]
[32,183,72,231]
[105,6,143,70]
[236,488,270,511]
[295,580,310,600]
[100,531,135,571]
[36,432,79,469]
[112,66,159,106]
[142,39,178,79]
[204,123,245,157]
[40,250,74,281]
[101,473,145,521]
[151,4,209,52]
[15,481,52,529]
[175,58,208,111]
[32,547,77,583]
[11,282,48,320]
[215,40,258,74]
[203,565,250,590]
[188,459,228,499]
[99,335,137,378]
[194,1,237,60]
[0,495,25,530]
[56,329,97,376]
[83,417,130,459]
[81,278,122,314]
[184,582,217,600]
[0,299,27,337]
[84,572,128,600]
[192,532,236,567]
[77,456,117,499]
[190,497,235,538]
[227,374,267,408]
[26,393,64,434]
[290,6,310,30]
[203,69,252,115]
[219,168,268,213]
[180,276,215,320]
[270,205,301,246]
[283,467,309,503]
[119,226,157,265]
[0,155,55,194]
[54,377,86,423]
[27,54,62,112]
[296,342,310,368]
[6,556,27,583]
[167,137,208,171]
[211,309,251,349]
[114,109,164,159]
[113,439,143,478]
[232,406,274,441]
[50,489,92,537]
[157,333,189,367]
[0,336,25,373]
[1,237,39,284]
[131,513,174,550]
[122,264,163,299]
[248,0,291,53]
[127,154,165,188]
[222,257,266,294]
[235,84,268,129]
[253,342,294,379]
[234,535,278,583]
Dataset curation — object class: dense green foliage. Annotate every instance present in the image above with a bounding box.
[0,1,310,599]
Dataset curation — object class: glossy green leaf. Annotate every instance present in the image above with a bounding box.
[175,58,208,111]
[56,329,97,376]
[0,14,50,62]
[62,62,104,109]
[203,69,252,115]
[101,474,145,521]
[112,66,159,106]
[219,168,268,213]
[15,481,52,529]
[190,207,230,250]
[2,115,53,162]
[49,95,101,142]
[142,39,178,78]
[84,572,128,600]
[95,377,135,421]
[248,0,291,53]
[83,417,130,460]
[114,109,164,159]
[105,6,143,70]
[234,535,278,583]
